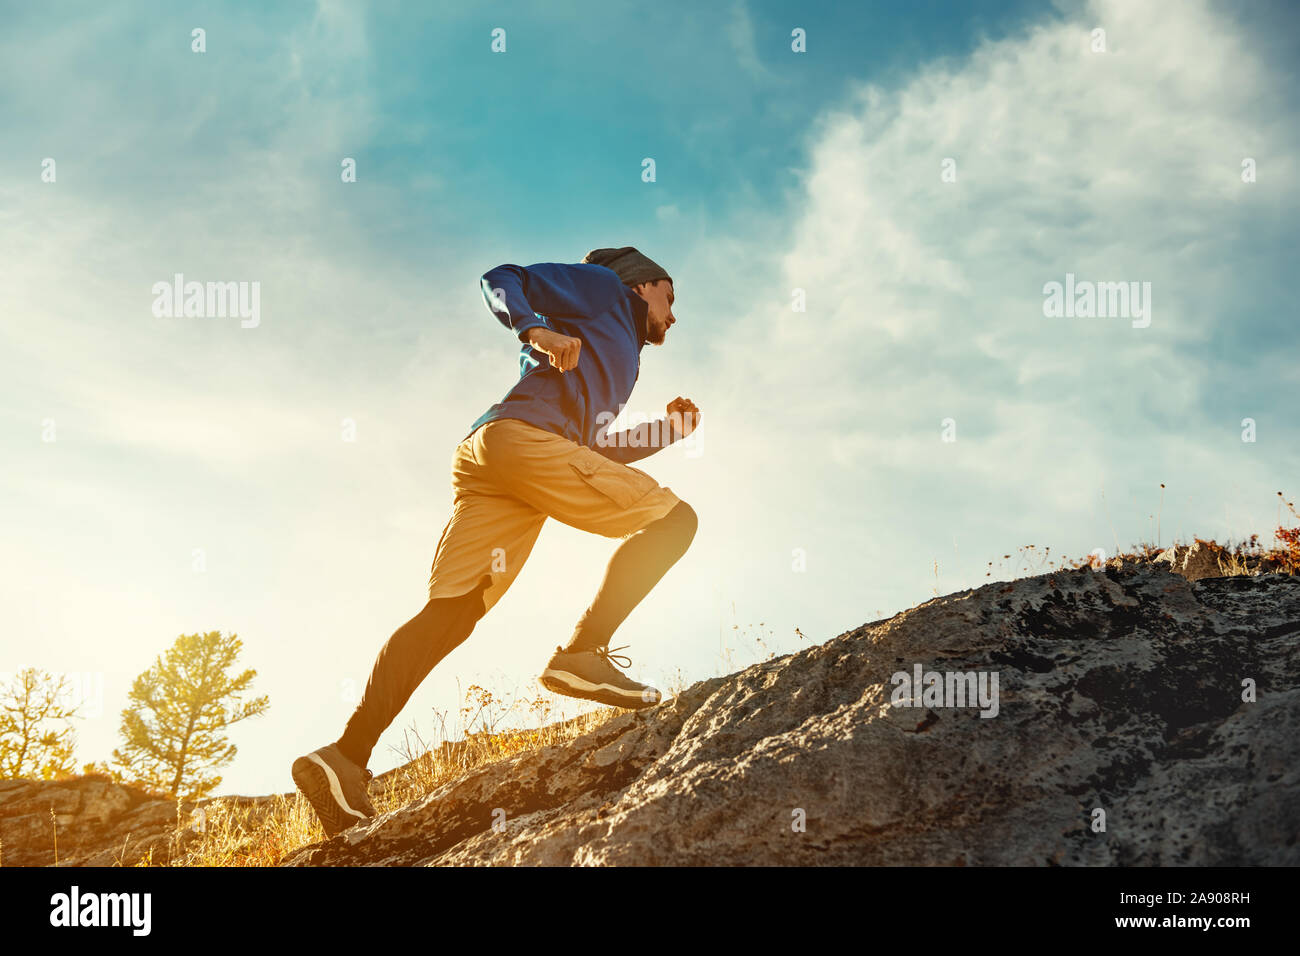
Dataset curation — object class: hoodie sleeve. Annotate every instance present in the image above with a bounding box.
[479,262,620,343]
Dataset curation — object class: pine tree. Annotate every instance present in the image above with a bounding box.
[112,631,269,800]
[0,667,81,779]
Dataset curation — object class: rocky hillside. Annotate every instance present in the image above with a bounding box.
[5,559,1298,866]
[283,561,1299,865]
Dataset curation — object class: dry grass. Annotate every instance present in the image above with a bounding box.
[153,686,616,867]
[152,636,758,867]
[985,490,1300,579]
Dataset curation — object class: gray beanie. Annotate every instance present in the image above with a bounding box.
[581,246,672,288]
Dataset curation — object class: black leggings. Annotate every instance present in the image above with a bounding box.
[335,500,697,768]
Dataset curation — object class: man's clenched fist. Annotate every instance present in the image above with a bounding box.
[666,396,701,439]
[526,327,582,373]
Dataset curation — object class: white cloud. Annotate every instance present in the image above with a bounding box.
[726,0,771,82]
[704,0,1297,572]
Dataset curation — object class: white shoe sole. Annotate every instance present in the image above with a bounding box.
[540,668,661,705]
[291,751,371,837]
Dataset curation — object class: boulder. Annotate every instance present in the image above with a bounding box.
[0,776,194,867]
[1153,540,1228,581]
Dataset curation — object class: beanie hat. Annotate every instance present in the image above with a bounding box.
[581,246,672,288]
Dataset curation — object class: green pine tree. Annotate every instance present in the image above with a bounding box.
[0,667,81,780]
[112,630,269,800]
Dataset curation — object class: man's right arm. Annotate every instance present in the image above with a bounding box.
[480,262,621,343]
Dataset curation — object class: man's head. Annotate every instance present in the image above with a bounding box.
[630,277,675,345]
[581,245,676,345]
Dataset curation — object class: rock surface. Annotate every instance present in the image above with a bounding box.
[1154,540,1224,580]
[281,564,1300,866]
[5,563,1296,866]
[0,776,284,867]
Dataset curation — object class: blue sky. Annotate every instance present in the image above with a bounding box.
[2,0,1297,797]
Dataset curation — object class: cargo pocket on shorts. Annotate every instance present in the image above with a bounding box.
[569,448,659,511]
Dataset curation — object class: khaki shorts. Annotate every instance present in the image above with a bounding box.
[426,417,682,615]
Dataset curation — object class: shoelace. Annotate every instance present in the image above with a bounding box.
[593,644,633,669]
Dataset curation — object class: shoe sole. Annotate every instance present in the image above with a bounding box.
[539,668,661,708]
[291,752,371,838]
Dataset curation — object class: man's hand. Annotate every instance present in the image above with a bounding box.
[666,396,701,440]
[526,327,582,373]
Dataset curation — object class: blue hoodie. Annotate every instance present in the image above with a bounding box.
[464,262,677,464]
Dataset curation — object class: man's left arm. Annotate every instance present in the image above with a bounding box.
[592,398,700,465]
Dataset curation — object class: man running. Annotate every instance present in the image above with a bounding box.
[292,246,700,838]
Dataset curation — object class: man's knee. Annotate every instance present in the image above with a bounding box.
[665,500,698,543]
[428,574,491,625]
